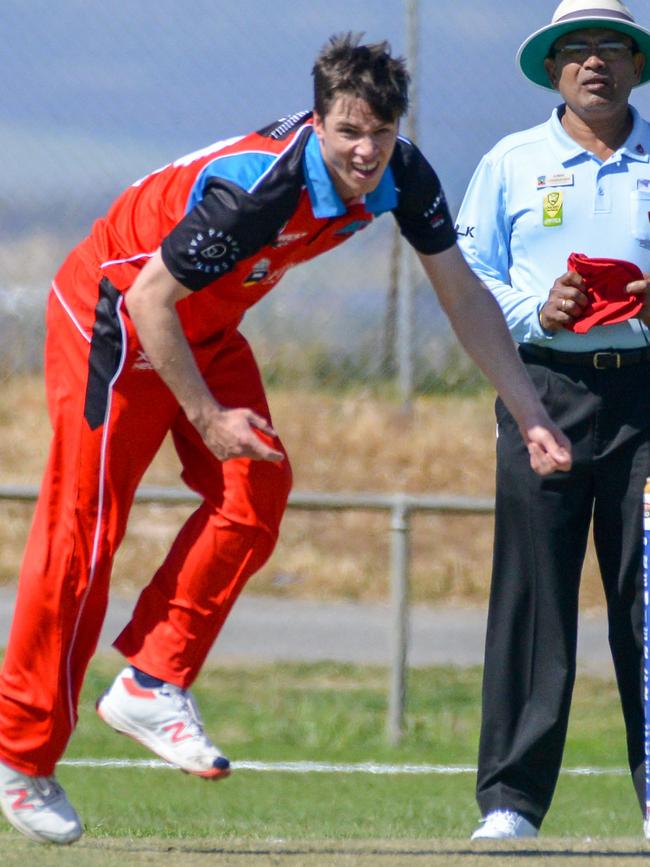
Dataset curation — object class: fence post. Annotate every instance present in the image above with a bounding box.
[387,495,411,745]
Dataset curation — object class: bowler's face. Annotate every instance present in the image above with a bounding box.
[312,95,399,201]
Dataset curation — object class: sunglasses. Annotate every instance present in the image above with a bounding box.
[552,39,638,62]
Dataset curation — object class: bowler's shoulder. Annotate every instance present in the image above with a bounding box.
[390,135,442,181]
[392,134,429,165]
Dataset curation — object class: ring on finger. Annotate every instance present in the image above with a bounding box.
[561,298,568,311]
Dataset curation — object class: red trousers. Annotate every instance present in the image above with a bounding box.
[0,285,292,775]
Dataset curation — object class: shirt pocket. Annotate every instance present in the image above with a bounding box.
[630,190,650,240]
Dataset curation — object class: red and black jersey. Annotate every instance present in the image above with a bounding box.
[56,111,456,344]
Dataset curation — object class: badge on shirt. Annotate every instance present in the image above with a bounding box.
[543,191,563,227]
[536,173,574,189]
[243,258,271,285]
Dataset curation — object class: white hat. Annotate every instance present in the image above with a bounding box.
[517,0,650,89]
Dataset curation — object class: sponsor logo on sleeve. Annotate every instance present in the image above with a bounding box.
[188,229,241,275]
[423,192,447,229]
[455,223,475,238]
[243,258,271,285]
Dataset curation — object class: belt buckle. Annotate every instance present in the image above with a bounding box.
[593,351,621,370]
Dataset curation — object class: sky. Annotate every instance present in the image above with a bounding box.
[10,0,650,230]
[3,0,650,361]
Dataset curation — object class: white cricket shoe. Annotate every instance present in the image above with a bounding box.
[0,759,82,844]
[471,809,539,839]
[96,667,231,779]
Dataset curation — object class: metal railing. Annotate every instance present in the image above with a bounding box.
[0,484,495,744]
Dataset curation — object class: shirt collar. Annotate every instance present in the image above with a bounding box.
[547,104,650,165]
[303,129,397,218]
[619,106,650,162]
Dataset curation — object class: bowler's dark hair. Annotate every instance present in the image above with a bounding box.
[312,32,410,122]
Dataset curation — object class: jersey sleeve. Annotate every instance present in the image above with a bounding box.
[160,178,288,291]
[457,152,548,343]
[390,139,457,255]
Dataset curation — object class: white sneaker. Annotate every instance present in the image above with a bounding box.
[471,809,539,839]
[0,759,82,844]
[96,667,231,779]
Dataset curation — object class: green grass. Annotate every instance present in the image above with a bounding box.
[41,658,640,844]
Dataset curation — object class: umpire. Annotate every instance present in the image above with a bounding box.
[457,0,650,840]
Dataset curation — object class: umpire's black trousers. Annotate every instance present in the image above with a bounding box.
[476,346,650,827]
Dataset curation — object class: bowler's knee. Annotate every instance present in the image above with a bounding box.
[225,454,293,537]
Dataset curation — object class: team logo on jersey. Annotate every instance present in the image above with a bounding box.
[543,191,563,227]
[243,258,271,285]
[188,229,241,275]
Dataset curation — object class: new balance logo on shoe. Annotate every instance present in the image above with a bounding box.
[96,666,231,779]
[163,722,193,743]
[5,788,35,810]
[0,761,82,845]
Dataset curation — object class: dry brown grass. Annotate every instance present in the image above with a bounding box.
[0,375,605,607]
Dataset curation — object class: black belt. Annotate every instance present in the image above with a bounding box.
[520,343,650,370]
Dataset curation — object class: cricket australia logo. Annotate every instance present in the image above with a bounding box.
[188,228,241,275]
[543,191,563,227]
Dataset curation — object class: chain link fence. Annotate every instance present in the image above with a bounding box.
[10,0,649,391]
[0,0,628,604]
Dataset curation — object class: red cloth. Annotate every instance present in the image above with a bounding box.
[565,252,644,333]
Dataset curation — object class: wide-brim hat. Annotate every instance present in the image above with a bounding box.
[517,0,650,90]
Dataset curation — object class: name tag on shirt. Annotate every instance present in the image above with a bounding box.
[537,173,574,189]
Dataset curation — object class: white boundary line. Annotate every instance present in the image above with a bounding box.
[58,759,629,777]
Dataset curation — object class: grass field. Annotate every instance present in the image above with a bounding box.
[0,377,638,864]
[0,659,644,865]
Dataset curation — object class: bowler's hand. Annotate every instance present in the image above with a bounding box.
[194,405,284,462]
[520,416,572,476]
[627,273,650,325]
[538,271,588,331]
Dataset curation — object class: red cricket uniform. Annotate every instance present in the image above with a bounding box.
[0,111,456,774]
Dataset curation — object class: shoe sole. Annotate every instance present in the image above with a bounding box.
[471,830,539,840]
[0,801,82,845]
[96,697,231,780]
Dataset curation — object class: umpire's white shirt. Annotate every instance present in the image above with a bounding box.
[456,105,650,351]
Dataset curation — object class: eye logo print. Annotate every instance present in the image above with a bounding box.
[188,229,240,274]
[200,242,228,260]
